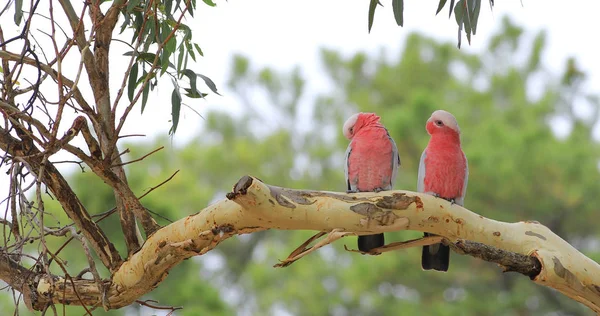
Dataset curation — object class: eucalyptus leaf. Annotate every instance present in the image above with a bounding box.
[170,88,182,134]
[184,88,208,99]
[194,43,204,57]
[367,0,379,33]
[126,0,141,13]
[436,0,448,15]
[471,0,481,35]
[14,0,23,25]
[141,72,150,113]
[165,0,173,19]
[197,73,221,96]
[392,0,404,27]
[127,63,139,102]
[182,69,198,95]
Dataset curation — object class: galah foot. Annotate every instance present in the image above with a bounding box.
[443,198,456,205]
[373,187,385,193]
[425,191,440,198]
[346,189,358,193]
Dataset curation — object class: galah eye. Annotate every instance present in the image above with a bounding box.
[435,120,443,126]
[349,127,354,134]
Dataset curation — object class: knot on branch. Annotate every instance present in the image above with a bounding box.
[226,175,254,199]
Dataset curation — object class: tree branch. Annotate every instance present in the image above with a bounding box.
[0,127,122,271]
[3,176,599,312]
[0,50,95,115]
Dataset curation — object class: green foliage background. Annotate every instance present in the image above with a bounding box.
[4,17,599,315]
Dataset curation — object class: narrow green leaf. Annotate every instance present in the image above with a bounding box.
[194,43,204,57]
[188,2,194,17]
[463,0,472,36]
[165,0,173,19]
[165,36,177,54]
[183,53,189,74]
[125,52,159,65]
[392,0,404,27]
[159,23,170,44]
[466,28,471,45]
[436,0,448,15]
[197,73,221,96]
[126,0,141,13]
[141,72,150,113]
[144,20,156,51]
[454,0,464,48]
[187,42,197,62]
[171,88,182,134]
[119,12,130,34]
[179,24,192,41]
[455,0,473,45]
[127,63,139,102]
[182,69,198,95]
[454,1,464,27]
[161,52,171,75]
[137,52,157,64]
[131,12,144,43]
[202,0,216,6]
[184,88,208,99]
[177,47,185,74]
[14,0,23,25]
[367,0,378,33]
[470,0,481,35]
[448,0,455,18]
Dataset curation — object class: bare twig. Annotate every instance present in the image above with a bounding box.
[111,146,164,167]
[135,299,182,314]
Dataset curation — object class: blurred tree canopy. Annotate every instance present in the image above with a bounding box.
[7,16,599,315]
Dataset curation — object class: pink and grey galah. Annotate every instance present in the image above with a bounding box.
[343,112,401,252]
[418,110,468,272]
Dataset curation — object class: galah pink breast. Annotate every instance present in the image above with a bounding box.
[417,110,468,272]
[343,112,400,252]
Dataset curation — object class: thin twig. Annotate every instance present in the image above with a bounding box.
[136,299,183,313]
[52,170,179,259]
[111,146,164,167]
[138,170,179,200]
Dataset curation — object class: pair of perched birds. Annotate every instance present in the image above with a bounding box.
[343,110,468,272]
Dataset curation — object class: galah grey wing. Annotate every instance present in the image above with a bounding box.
[417,148,427,193]
[388,131,401,190]
[344,143,356,192]
[454,156,468,207]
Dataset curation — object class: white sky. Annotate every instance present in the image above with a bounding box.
[1,0,600,209]
[128,0,600,142]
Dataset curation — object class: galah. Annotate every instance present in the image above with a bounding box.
[417,110,468,272]
[343,112,400,252]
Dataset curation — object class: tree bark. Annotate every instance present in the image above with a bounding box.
[0,127,122,272]
[2,176,598,312]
